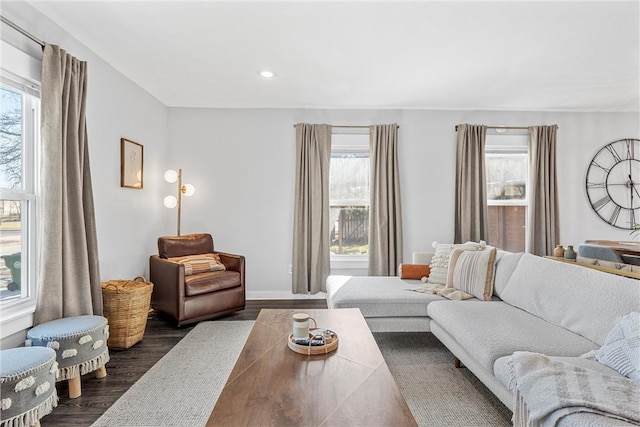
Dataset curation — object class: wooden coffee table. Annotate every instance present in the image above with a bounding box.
[207,308,416,426]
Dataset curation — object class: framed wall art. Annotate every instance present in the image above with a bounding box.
[120,138,144,189]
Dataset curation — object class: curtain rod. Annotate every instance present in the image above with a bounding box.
[455,125,558,131]
[293,124,399,129]
[1,16,45,48]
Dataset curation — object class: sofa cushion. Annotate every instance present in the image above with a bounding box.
[446,246,497,300]
[427,301,599,373]
[158,233,213,258]
[493,251,523,298]
[500,253,640,346]
[596,311,640,379]
[184,271,240,296]
[428,241,485,285]
[326,275,444,317]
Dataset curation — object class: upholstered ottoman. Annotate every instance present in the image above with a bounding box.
[0,347,58,427]
[26,315,110,399]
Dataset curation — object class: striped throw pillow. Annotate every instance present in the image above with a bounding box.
[427,241,486,285]
[169,253,226,276]
[446,246,497,301]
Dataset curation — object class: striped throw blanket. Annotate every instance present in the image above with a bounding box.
[509,351,640,427]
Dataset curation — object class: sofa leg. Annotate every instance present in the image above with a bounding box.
[454,357,462,368]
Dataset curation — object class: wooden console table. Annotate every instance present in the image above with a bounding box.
[545,256,640,280]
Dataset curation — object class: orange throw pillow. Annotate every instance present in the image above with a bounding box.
[399,264,431,280]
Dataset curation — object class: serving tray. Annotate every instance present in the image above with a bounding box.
[287,328,339,355]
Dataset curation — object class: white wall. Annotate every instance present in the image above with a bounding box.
[1,3,170,347]
[168,108,639,299]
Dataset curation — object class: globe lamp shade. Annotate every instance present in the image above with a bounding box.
[183,184,195,197]
[163,195,177,209]
[164,169,178,183]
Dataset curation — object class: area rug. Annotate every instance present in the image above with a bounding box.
[374,332,512,426]
[93,322,511,427]
[91,321,253,427]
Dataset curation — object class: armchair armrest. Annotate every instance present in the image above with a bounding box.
[150,255,184,284]
[149,255,185,318]
[217,252,245,274]
[218,252,245,291]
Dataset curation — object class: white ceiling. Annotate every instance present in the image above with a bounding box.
[27,0,640,111]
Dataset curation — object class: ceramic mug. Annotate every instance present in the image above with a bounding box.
[292,312,316,340]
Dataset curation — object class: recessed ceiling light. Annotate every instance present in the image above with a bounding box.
[258,70,276,78]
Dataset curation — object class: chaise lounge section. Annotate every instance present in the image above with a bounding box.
[326,252,439,332]
[326,275,442,332]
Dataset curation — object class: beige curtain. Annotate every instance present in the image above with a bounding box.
[454,124,488,243]
[528,125,560,256]
[368,124,403,276]
[292,123,332,294]
[36,44,101,324]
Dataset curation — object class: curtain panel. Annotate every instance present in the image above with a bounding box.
[528,125,560,256]
[368,123,403,276]
[292,123,332,294]
[454,124,488,243]
[36,44,101,324]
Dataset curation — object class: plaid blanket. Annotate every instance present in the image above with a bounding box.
[509,351,640,427]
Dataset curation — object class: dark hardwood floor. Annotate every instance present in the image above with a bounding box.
[41,299,327,426]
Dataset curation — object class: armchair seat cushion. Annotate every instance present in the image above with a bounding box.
[184,270,241,296]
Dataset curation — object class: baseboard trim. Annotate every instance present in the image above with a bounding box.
[246,291,327,300]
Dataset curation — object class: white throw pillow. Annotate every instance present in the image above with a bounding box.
[427,241,486,285]
[446,246,497,301]
[596,311,640,379]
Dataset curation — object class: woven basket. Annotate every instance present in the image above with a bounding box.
[101,276,153,350]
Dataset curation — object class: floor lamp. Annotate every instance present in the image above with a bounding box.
[163,168,195,236]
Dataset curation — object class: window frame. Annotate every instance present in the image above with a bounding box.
[329,131,370,269]
[0,70,40,339]
[485,132,529,252]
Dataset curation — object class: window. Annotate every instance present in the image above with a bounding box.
[0,74,39,316]
[485,132,528,252]
[329,133,369,258]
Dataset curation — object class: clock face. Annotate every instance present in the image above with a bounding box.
[586,138,640,230]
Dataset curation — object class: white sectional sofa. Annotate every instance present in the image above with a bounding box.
[326,250,640,424]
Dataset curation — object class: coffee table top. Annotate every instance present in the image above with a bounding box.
[207,308,416,427]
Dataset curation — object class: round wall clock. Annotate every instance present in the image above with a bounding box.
[586,138,640,229]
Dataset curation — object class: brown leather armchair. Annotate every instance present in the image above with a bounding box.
[149,233,245,326]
